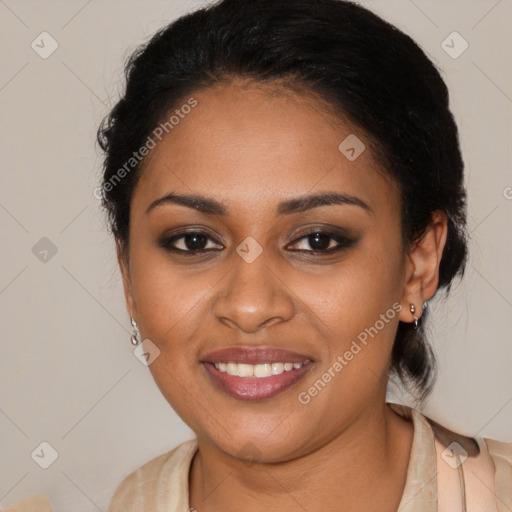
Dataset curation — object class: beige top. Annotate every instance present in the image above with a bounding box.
[4,402,511,512]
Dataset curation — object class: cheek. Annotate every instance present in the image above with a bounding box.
[128,245,213,342]
[289,245,404,388]
[291,244,403,327]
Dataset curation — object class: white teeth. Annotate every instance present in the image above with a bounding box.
[237,363,254,377]
[254,363,272,378]
[212,360,309,378]
[271,362,284,375]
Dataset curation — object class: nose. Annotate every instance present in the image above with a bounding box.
[212,251,295,333]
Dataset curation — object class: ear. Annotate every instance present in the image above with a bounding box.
[399,211,448,324]
[116,240,136,319]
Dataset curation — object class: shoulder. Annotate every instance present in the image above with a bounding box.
[106,438,198,512]
[424,411,512,468]
[388,401,511,511]
[424,410,512,512]
[484,437,512,510]
[2,495,53,512]
[485,437,512,464]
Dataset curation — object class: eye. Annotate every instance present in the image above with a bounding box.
[159,228,357,256]
[159,230,223,254]
[287,229,357,254]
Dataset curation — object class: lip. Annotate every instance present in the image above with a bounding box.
[200,346,314,400]
[201,346,313,365]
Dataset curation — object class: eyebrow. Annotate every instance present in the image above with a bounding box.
[145,191,373,216]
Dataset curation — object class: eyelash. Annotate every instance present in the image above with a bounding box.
[159,229,357,256]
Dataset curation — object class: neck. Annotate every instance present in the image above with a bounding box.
[189,400,414,512]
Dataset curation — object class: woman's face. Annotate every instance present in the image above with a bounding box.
[119,79,414,462]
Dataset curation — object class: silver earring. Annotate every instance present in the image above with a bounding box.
[410,303,419,330]
[130,317,141,346]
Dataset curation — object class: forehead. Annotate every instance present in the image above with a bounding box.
[132,80,398,217]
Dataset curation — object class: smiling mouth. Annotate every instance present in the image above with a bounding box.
[212,360,311,378]
[200,347,314,400]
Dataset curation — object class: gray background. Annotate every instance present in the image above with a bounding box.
[0,0,511,510]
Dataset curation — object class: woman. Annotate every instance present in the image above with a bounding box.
[99,0,512,512]
[98,1,512,510]
[6,0,510,511]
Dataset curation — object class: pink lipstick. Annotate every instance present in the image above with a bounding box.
[201,347,314,400]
